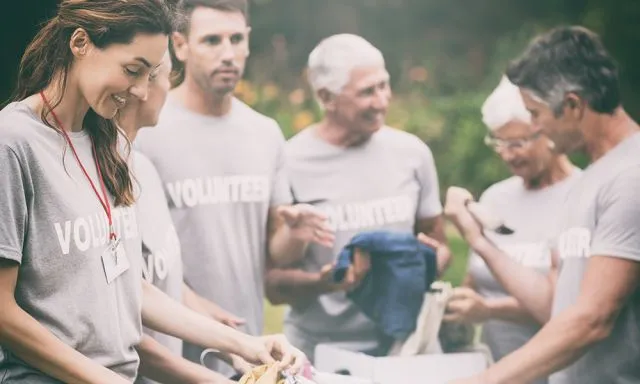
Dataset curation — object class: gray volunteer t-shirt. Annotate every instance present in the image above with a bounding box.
[283,126,443,360]
[131,151,184,384]
[468,169,580,384]
[0,102,143,382]
[550,132,640,384]
[135,96,292,374]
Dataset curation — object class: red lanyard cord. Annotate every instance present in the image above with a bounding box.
[39,91,116,241]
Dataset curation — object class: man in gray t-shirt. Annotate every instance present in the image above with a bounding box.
[265,34,451,362]
[135,1,331,375]
[446,26,640,384]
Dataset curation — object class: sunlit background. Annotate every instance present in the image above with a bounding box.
[2,0,639,333]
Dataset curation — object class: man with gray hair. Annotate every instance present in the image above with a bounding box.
[266,33,451,361]
[446,26,640,384]
[444,74,580,384]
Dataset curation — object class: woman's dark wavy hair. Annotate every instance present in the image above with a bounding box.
[11,0,174,206]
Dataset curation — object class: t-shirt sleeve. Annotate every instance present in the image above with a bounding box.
[0,144,28,263]
[590,166,640,262]
[270,123,293,207]
[415,142,443,219]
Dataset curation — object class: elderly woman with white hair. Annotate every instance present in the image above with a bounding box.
[265,33,451,361]
[441,76,580,383]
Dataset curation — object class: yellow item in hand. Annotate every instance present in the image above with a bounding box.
[238,364,286,384]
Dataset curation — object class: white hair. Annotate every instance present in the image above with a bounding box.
[307,34,385,96]
[481,75,531,131]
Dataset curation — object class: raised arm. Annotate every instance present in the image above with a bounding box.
[267,204,335,267]
[444,187,556,324]
[450,170,640,384]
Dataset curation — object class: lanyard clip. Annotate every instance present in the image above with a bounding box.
[109,225,118,243]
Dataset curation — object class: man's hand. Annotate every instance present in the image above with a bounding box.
[443,287,491,324]
[318,249,371,293]
[277,204,335,248]
[444,187,483,244]
[417,232,452,274]
[238,334,308,375]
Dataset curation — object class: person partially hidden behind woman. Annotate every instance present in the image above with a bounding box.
[440,76,581,384]
[0,1,305,383]
[116,50,306,383]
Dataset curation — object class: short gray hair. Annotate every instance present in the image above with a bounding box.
[506,26,620,116]
[307,34,385,96]
[481,75,531,131]
[520,77,583,116]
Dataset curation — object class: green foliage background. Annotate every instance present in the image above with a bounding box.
[165,0,638,333]
[231,0,637,197]
[244,1,639,331]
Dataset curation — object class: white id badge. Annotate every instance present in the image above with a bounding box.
[102,239,130,284]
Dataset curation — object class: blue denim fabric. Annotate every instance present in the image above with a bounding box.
[333,230,438,343]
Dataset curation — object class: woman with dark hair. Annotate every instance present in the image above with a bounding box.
[0,1,305,383]
[0,1,172,382]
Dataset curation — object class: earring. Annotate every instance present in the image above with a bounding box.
[547,140,556,150]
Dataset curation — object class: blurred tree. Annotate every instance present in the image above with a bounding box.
[239,0,638,195]
[1,0,637,195]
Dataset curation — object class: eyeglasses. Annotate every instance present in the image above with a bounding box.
[484,131,542,152]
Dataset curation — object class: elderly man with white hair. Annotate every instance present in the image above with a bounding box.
[439,75,580,384]
[265,33,451,361]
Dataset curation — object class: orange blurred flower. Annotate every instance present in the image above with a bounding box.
[288,89,306,106]
[292,110,315,131]
[262,82,280,101]
[409,66,429,83]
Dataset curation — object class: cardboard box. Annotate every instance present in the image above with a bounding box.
[315,344,488,384]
